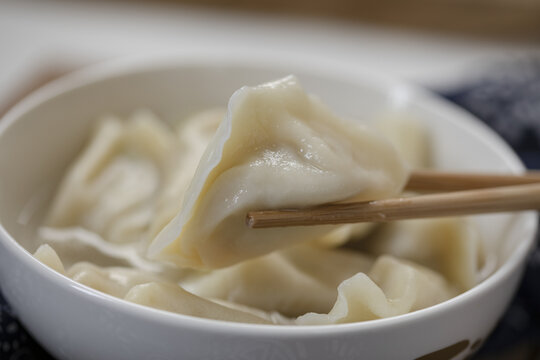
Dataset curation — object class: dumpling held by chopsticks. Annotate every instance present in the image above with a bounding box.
[149,76,408,269]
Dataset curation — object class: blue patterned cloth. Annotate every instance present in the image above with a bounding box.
[1,64,539,359]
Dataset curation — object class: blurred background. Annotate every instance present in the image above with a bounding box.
[1,0,539,111]
[1,0,540,359]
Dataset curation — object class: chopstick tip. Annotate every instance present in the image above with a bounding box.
[245,212,256,228]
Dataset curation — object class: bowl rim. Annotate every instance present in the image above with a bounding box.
[0,54,537,336]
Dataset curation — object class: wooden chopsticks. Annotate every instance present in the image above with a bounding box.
[246,171,540,229]
[406,170,540,192]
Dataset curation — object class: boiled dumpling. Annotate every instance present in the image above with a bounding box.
[183,244,373,317]
[355,218,483,291]
[314,115,432,248]
[125,282,271,324]
[44,109,223,248]
[33,76,482,326]
[34,245,271,324]
[34,243,66,274]
[296,256,456,325]
[147,109,224,240]
[34,244,165,298]
[45,110,178,244]
[376,115,431,169]
[149,76,408,269]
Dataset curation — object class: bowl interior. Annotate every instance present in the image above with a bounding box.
[0,60,534,296]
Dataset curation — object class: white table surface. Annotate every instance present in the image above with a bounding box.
[1,0,539,109]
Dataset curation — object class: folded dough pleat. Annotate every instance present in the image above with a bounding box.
[296,256,456,325]
[34,243,66,275]
[34,244,163,297]
[45,111,177,244]
[34,244,271,324]
[125,282,271,324]
[183,245,373,317]
[357,218,482,291]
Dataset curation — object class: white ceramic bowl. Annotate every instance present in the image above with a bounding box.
[0,57,536,360]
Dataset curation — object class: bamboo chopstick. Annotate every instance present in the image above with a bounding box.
[246,182,540,229]
[405,170,540,192]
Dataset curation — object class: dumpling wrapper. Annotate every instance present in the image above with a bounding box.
[34,243,67,275]
[44,109,223,248]
[34,244,167,298]
[149,76,408,269]
[356,218,483,291]
[34,245,456,325]
[147,109,223,240]
[125,282,271,324]
[375,115,432,169]
[296,255,456,325]
[34,244,271,324]
[45,110,178,244]
[183,244,373,317]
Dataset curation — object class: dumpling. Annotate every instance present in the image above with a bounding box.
[67,263,165,298]
[296,256,456,325]
[44,109,223,248]
[147,109,224,240]
[34,244,165,297]
[313,115,432,248]
[34,243,66,274]
[34,76,475,326]
[34,244,271,324]
[183,244,373,317]
[38,226,166,272]
[375,115,432,169]
[45,110,178,244]
[125,282,271,324]
[355,218,483,291]
[34,244,457,325]
[149,76,408,269]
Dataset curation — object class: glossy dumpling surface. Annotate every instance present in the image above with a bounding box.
[150,76,408,269]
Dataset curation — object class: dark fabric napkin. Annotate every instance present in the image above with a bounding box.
[1,64,539,360]
[443,61,540,360]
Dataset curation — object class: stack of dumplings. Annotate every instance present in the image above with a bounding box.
[34,76,486,325]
